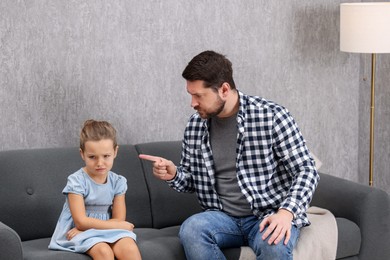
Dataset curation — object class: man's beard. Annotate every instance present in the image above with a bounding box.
[196,96,225,119]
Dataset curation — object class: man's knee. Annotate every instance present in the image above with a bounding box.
[250,227,299,260]
[179,211,226,246]
[179,214,205,241]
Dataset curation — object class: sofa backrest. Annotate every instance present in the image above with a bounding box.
[136,141,202,229]
[0,145,152,241]
[110,145,153,228]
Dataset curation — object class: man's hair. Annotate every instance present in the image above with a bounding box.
[80,119,117,151]
[182,50,236,91]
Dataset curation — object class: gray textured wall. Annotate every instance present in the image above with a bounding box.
[1,0,389,193]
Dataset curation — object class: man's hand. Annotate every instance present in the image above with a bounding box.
[139,154,177,181]
[259,209,294,245]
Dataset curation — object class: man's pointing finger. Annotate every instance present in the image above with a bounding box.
[139,154,163,163]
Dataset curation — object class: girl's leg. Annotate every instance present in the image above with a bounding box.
[111,237,142,260]
[86,242,114,260]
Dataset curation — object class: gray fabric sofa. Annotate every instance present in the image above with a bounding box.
[0,141,389,260]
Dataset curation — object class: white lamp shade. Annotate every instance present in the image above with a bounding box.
[340,3,390,53]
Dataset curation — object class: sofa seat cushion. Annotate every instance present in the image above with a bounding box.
[21,227,186,260]
[23,238,90,260]
[135,226,186,259]
[335,217,361,259]
[19,219,361,260]
[21,227,243,260]
[136,226,243,259]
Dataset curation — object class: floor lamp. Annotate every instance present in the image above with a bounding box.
[340,3,390,186]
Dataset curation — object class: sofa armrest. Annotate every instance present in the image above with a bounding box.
[311,173,390,260]
[0,221,23,260]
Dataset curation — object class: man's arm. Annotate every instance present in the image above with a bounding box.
[260,107,319,245]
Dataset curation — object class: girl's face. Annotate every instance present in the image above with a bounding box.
[80,139,118,183]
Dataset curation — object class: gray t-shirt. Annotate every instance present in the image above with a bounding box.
[210,115,252,217]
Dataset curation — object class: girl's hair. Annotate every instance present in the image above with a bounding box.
[80,119,117,151]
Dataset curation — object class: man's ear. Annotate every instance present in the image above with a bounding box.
[220,82,231,98]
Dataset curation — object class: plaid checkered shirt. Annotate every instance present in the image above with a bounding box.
[168,90,319,227]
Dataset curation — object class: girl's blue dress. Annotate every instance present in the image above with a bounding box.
[48,168,137,253]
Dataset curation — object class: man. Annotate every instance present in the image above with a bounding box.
[139,50,319,260]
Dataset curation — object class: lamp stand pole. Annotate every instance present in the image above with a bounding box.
[369,53,376,187]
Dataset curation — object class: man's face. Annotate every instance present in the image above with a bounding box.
[186,80,225,119]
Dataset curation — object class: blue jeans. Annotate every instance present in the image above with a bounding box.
[179,211,300,260]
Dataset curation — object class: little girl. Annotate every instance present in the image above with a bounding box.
[49,120,141,260]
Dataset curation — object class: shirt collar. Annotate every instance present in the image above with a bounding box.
[237,90,246,125]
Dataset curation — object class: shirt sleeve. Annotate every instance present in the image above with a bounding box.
[272,107,319,219]
[167,134,195,193]
[113,174,128,196]
[62,172,86,196]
